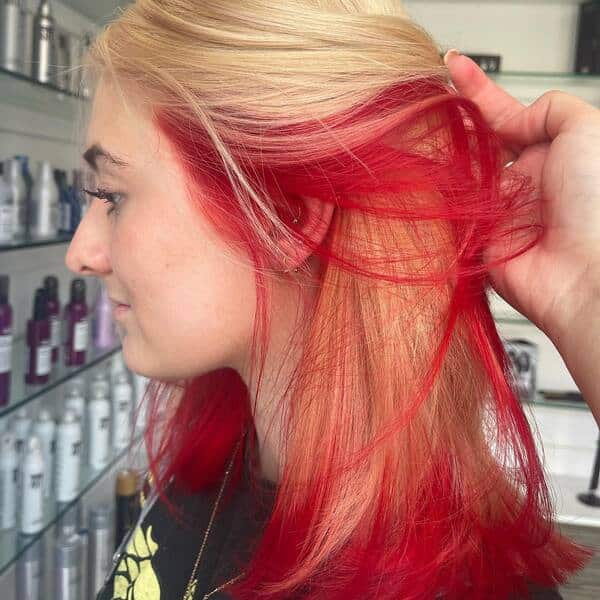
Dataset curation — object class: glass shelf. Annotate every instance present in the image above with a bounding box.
[493,315,532,326]
[0,337,122,420]
[0,232,74,253]
[0,436,142,577]
[523,391,589,412]
[0,66,87,121]
[488,71,600,88]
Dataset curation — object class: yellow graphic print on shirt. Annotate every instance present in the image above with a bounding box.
[112,523,161,599]
[110,519,199,599]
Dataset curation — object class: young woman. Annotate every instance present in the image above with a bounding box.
[65,1,600,598]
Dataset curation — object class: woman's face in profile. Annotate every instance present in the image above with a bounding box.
[65,77,257,381]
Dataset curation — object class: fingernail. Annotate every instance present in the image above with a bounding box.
[443,48,461,66]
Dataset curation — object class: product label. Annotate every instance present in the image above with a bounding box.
[0,206,13,241]
[0,333,12,373]
[50,316,60,348]
[74,319,89,352]
[35,343,51,376]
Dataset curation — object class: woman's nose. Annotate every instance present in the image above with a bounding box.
[65,200,112,277]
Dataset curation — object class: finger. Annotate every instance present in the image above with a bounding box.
[445,52,600,151]
[444,51,526,153]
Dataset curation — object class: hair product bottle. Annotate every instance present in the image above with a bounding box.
[43,275,61,364]
[53,169,71,234]
[93,284,116,350]
[0,275,13,406]
[87,504,113,598]
[0,0,22,73]
[54,530,82,600]
[30,160,59,239]
[19,435,45,535]
[114,469,140,550]
[63,278,88,367]
[13,155,34,236]
[89,371,110,399]
[32,408,55,497]
[12,407,32,456]
[88,388,111,470]
[54,409,82,503]
[16,537,44,600]
[112,372,132,451]
[63,385,84,424]
[132,373,150,435]
[0,162,14,243]
[3,158,27,239]
[0,431,18,530]
[31,0,56,84]
[25,288,51,385]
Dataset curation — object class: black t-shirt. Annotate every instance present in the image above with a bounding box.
[96,436,565,600]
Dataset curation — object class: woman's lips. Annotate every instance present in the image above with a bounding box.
[112,303,130,319]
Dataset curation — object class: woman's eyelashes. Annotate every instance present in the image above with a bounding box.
[81,187,124,217]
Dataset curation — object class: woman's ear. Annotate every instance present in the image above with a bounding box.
[277,196,335,271]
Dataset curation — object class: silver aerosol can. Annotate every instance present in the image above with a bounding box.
[88,387,111,470]
[19,0,35,77]
[31,0,56,84]
[112,372,132,451]
[54,531,82,600]
[87,504,113,598]
[32,408,55,497]
[19,435,44,535]
[30,160,59,239]
[0,163,15,243]
[0,0,23,73]
[0,431,18,529]
[16,537,44,600]
[3,158,28,238]
[54,409,82,503]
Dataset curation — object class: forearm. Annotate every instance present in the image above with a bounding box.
[546,285,600,426]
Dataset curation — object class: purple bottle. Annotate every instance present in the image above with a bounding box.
[44,275,61,364]
[25,288,51,385]
[93,283,116,349]
[63,278,89,367]
[0,275,13,406]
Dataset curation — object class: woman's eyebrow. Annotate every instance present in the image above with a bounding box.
[83,144,130,173]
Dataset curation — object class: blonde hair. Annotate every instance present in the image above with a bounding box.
[82,2,593,599]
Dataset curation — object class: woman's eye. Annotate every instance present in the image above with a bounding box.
[81,187,123,217]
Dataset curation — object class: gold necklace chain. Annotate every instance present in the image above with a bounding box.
[182,433,247,600]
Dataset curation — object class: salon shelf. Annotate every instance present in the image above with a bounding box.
[523,391,590,412]
[0,232,73,253]
[0,66,88,121]
[0,434,142,577]
[0,339,122,421]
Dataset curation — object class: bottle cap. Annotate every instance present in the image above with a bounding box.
[43,275,59,301]
[36,408,53,422]
[116,469,139,496]
[32,288,48,320]
[0,275,9,304]
[70,278,86,303]
[61,409,76,424]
